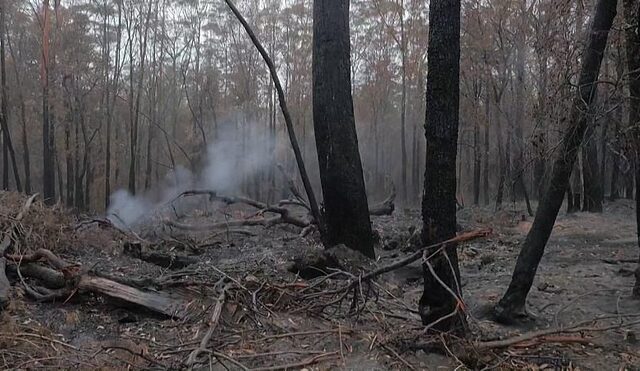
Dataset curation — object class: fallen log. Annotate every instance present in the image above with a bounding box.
[0,194,39,310]
[6,263,66,289]
[369,187,396,216]
[123,242,198,270]
[78,275,190,318]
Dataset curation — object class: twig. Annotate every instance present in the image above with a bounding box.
[249,352,338,371]
[104,346,167,368]
[0,332,79,350]
[185,282,233,367]
[381,344,416,371]
[251,328,351,342]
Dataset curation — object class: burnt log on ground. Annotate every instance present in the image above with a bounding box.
[5,247,193,319]
[164,190,395,233]
[0,193,39,310]
[123,242,198,270]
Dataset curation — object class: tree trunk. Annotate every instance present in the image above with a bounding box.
[582,114,603,212]
[419,0,465,332]
[610,108,621,200]
[0,1,20,192]
[312,0,374,258]
[484,96,490,205]
[473,111,481,206]
[623,0,640,297]
[494,0,617,322]
[42,0,55,204]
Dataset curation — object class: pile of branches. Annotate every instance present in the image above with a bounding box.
[160,187,395,236]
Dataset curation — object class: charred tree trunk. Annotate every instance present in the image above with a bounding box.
[483,98,491,206]
[42,0,55,204]
[6,34,31,194]
[623,0,640,297]
[494,0,617,322]
[419,0,465,332]
[610,108,621,200]
[473,114,481,206]
[0,2,20,192]
[312,0,374,258]
[582,115,603,212]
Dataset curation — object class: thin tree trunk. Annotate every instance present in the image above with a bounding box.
[42,0,55,204]
[622,0,640,297]
[494,0,617,322]
[6,33,30,194]
[0,1,20,192]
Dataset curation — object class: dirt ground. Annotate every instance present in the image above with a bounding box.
[1,191,639,370]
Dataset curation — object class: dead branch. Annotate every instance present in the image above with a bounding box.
[77,275,191,318]
[186,282,232,367]
[123,242,198,270]
[336,229,492,293]
[5,248,78,277]
[476,317,640,350]
[222,0,322,227]
[0,193,39,309]
[249,352,339,371]
[6,262,66,289]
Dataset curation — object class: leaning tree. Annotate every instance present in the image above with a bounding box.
[494,0,618,322]
[419,0,465,331]
[623,0,640,297]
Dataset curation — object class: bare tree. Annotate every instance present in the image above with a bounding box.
[312,0,374,257]
[623,0,640,297]
[419,0,464,331]
[494,0,618,322]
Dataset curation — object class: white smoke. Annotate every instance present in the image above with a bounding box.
[106,125,275,229]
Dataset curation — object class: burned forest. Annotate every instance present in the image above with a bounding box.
[1,0,640,369]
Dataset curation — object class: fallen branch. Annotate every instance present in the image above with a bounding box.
[78,275,191,318]
[0,193,39,309]
[250,352,339,371]
[186,282,232,367]
[336,228,493,293]
[123,242,198,270]
[222,0,322,227]
[476,317,640,350]
[5,248,78,278]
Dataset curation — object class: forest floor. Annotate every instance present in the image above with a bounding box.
[0,191,639,370]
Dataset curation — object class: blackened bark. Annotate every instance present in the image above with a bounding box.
[312,0,374,258]
[494,0,617,322]
[419,0,465,331]
[484,97,490,206]
[623,0,640,297]
[610,114,621,200]
[473,118,481,205]
[42,0,55,204]
[0,2,20,192]
[582,118,603,212]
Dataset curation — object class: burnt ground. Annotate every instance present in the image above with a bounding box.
[0,191,639,370]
